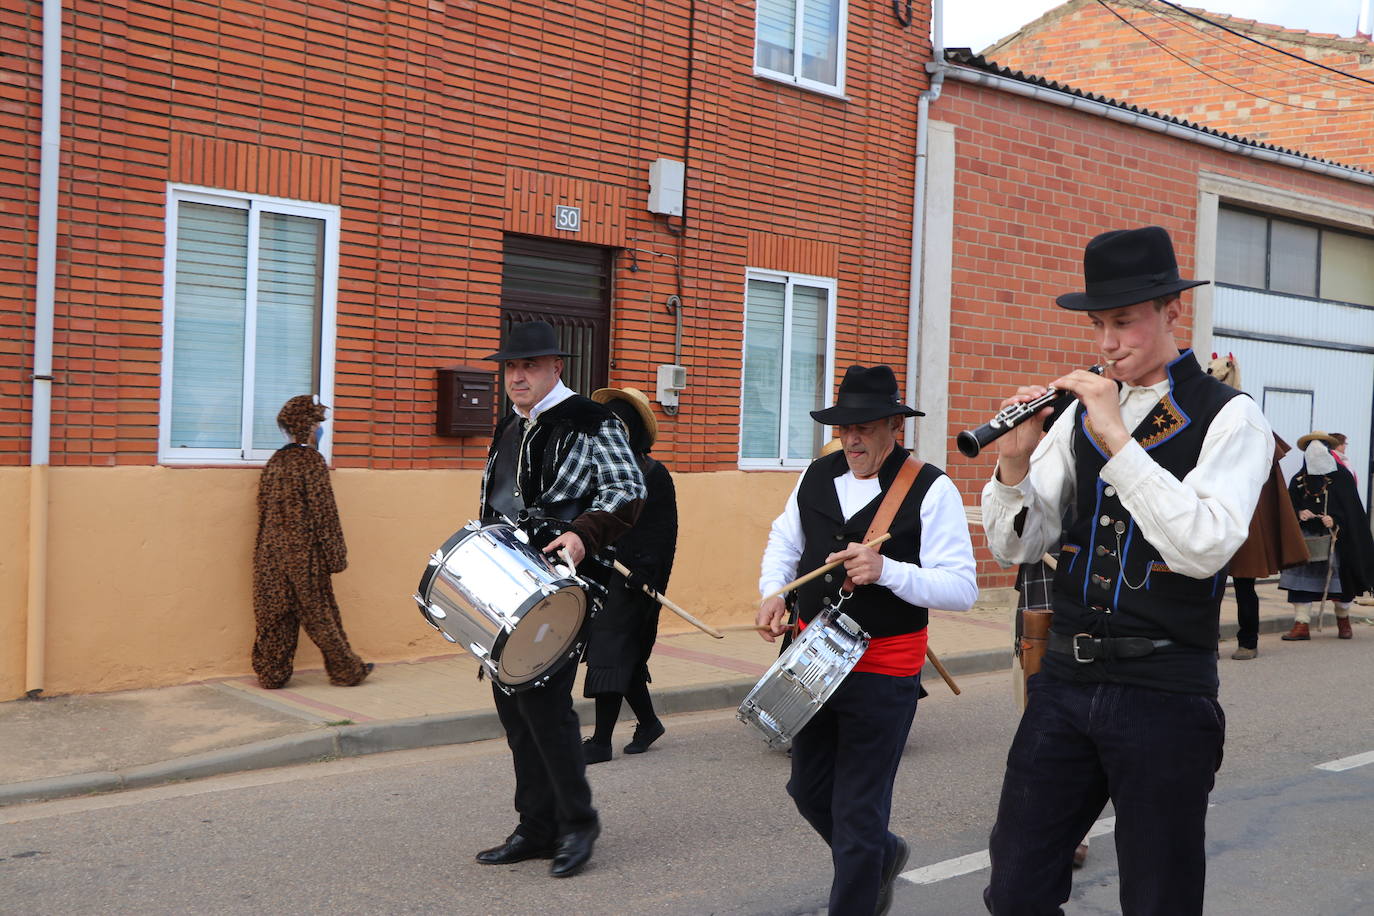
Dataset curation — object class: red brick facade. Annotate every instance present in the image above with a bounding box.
[1,1,933,472]
[983,0,1374,170]
[930,68,1374,581]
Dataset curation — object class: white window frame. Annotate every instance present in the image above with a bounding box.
[753,0,849,98]
[738,268,838,470]
[158,184,340,466]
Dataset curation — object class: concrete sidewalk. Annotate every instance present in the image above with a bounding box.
[0,583,1320,807]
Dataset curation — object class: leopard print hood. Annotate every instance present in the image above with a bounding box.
[277,395,327,444]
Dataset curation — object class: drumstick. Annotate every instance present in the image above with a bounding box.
[761,533,893,602]
[926,646,961,695]
[715,622,799,634]
[612,560,725,640]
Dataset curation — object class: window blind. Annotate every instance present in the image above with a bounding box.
[757,0,797,73]
[741,278,786,459]
[787,285,826,460]
[170,202,249,448]
[253,212,324,449]
[800,0,840,85]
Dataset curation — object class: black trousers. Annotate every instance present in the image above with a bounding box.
[984,674,1225,916]
[491,659,598,843]
[1232,577,1258,649]
[787,670,921,916]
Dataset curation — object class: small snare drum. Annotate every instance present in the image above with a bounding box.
[737,605,869,749]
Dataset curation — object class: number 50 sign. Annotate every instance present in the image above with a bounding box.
[555,205,581,233]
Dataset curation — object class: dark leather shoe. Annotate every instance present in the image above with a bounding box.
[876,834,909,915]
[550,822,600,878]
[624,719,665,754]
[583,737,612,764]
[475,832,556,865]
[1337,616,1354,639]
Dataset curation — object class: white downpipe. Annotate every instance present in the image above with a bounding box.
[27,0,62,698]
[905,0,945,447]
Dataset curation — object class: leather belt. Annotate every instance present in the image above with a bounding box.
[1048,631,1174,663]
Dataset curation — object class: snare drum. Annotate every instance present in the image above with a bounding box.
[737,606,870,749]
[414,521,591,691]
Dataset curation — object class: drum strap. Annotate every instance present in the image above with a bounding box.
[843,456,925,592]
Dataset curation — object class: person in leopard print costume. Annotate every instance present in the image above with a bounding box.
[252,394,370,689]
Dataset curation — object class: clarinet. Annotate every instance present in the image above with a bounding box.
[956,364,1110,459]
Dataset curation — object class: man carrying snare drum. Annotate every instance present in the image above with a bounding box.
[756,364,977,916]
[474,320,645,879]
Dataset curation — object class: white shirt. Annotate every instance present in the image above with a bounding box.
[981,378,1273,578]
[759,467,979,612]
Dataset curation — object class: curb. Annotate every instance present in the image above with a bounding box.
[0,616,1291,808]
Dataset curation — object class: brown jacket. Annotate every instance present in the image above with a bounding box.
[1229,435,1309,578]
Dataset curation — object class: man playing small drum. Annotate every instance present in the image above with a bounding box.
[756,364,978,915]
[474,320,646,878]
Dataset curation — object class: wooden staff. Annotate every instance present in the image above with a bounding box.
[611,559,724,639]
[761,532,893,602]
[925,646,961,695]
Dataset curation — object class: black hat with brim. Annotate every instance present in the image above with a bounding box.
[484,320,573,361]
[810,364,924,425]
[1056,225,1209,312]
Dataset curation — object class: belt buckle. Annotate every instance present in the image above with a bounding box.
[1072,633,1096,664]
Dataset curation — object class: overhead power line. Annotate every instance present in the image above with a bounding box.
[1151,4,1373,97]
[1152,0,1374,90]
[1094,1,1374,111]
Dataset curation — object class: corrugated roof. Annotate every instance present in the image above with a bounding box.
[943,47,1374,178]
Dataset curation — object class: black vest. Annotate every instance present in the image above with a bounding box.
[795,447,944,639]
[1046,350,1242,695]
[481,394,614,546]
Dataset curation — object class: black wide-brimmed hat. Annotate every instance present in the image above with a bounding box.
[810,365,923,425]
[484,320,573,361]
[1056,226,1208,312]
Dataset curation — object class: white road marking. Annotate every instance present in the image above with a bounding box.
[899,815,1117,886]
[1315,750,1374,772]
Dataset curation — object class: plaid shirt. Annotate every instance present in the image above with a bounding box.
[1016,559,1055,613]
[481,396,646,532]
[533,415,645,514]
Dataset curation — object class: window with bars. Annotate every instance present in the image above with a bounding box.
[755,0,847,94]
[739,269,837,468]
[159,187,339,464]
[499,236,612,405]
[1217,206,1374,307]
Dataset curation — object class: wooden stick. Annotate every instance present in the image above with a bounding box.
[612,560,724,639]
[715,622,798,634]
[761,533,894,602]
[926,646,961,695]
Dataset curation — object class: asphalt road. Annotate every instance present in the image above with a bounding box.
[3,629,1372,915]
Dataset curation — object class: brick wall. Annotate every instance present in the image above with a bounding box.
[0,4,40,455]
[0,0,934,472]
[983,0,1374,171]
[935,75,1374,580]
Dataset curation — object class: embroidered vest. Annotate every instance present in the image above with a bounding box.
[795,447,943,639]
[1046,350,1242,695]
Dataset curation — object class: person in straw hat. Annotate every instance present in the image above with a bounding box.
[1278,431,1374,641]
[580,385,678,763]
[979,226,1273,915]
[756,364,977,916]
